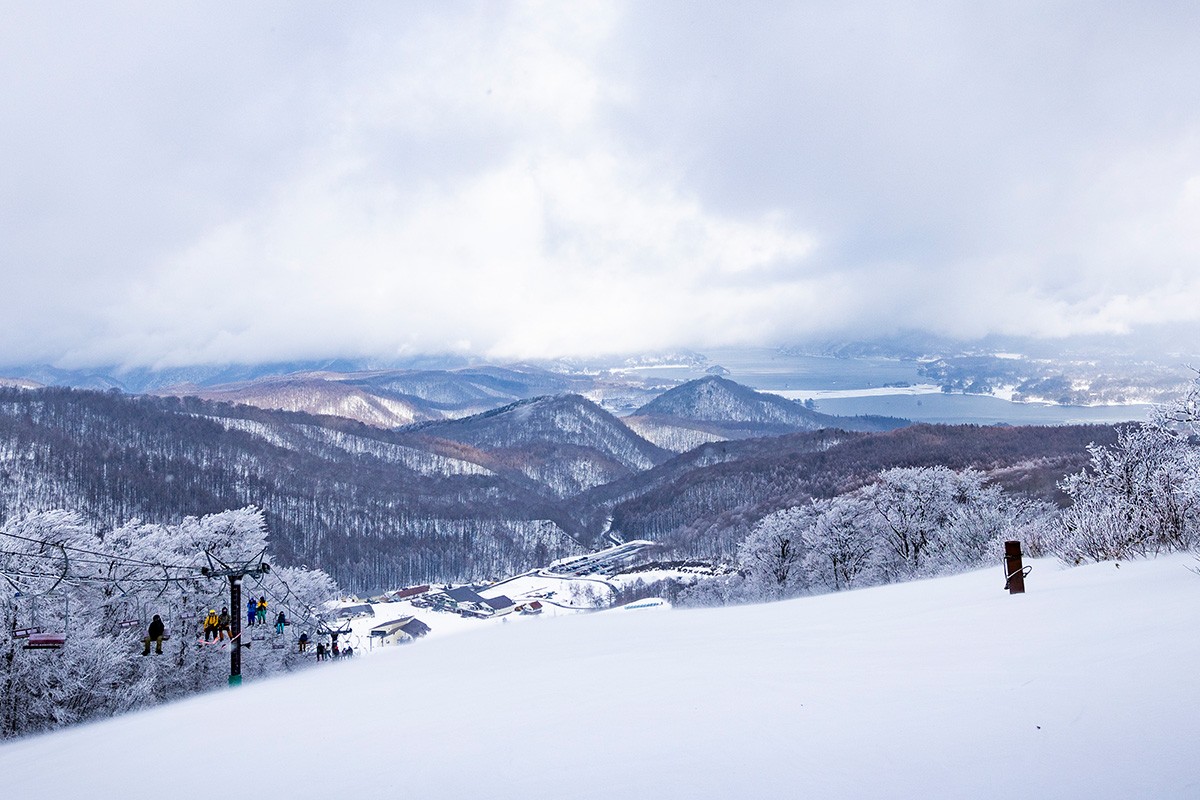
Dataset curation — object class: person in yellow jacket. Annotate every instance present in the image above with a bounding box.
[256,596,268,626]
[202,609,219,642]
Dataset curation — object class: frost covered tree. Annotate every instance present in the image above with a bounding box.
[688,465,1055,606]
[1054,422,1200,563]
[801,496,875,592]
[736,506,815,600]
[863,467,974,579]
[0,512,145,738]
[0,506,339,739]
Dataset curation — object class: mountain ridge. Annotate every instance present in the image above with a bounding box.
[626,375,907,450]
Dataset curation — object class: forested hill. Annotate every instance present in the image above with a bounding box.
[0,387,584,592]
[0,387,1119,592]
[624,375,906,451]
[404,394,671,497]
[589,423,1120,558]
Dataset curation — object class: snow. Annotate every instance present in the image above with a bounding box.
[3,555,1199,799]
[766,384,945,400]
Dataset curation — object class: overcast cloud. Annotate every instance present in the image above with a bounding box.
[2,1,1199,368]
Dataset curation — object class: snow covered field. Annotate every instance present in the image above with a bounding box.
[3,555,1198,799]
[766,383,946,401]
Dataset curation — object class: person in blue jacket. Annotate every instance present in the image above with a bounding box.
[247,598,257,627]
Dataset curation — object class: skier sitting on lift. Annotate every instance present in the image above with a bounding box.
[142,614,166,655]
[256,596,268,626]
[275,611,286,635]
[216,606,232,641]
[203,609,219,641]
[247,598,257,627]
[298,632,309,652]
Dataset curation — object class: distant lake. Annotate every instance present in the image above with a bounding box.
[813,393,1150,426]
[630,347,925,390]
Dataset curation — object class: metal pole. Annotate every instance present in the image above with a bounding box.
[1004,540,1026,595]
[229,575,242,686]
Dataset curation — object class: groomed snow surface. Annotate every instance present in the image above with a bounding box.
[3,555,1199,799]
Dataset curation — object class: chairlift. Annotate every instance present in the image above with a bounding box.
[23,632,66,650]
[12,581,70,653]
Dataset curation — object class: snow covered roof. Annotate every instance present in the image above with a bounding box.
[370,616,416,636]
[369,616,432,638]
[399,618,431,638]
[444,586,486,604]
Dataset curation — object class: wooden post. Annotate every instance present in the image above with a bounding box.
[1004,540,1025,594]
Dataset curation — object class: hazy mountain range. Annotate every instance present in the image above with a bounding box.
[0,374,1113,592]
[2,334,1193,418]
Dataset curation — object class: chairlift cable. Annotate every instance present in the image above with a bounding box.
[0,528,201,571]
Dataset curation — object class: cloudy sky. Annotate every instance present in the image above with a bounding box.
[3,1,1199,368]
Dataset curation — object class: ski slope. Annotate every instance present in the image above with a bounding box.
[2,555,1199,799]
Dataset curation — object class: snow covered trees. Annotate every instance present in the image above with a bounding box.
[801,496,875,592]
[0,507,340,739]
[714,466,1050,605]
[1048,372,1200,564]
[736,506,813,598]
[864,467,966,579]
[721,379,1200,604]
[1054,421,1200,563]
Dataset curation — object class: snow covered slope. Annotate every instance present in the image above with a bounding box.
[162,375,437,427]
[410,394,670,496]
[3,556,1198,799]
[627,375,906,451]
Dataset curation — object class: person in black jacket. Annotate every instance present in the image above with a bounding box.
[142,614,166,655]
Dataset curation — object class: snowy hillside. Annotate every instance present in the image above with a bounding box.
[161,375,437,427]
[410,394,670,496]
[156,364,675,425]
[627,375,905,451]
[3,555,1197,799]
[206,415,493,477]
